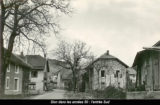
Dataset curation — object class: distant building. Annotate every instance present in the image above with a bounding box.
[44,59,72,90]
[44,59,66,90]
[25,55,46,94]
[133,41,160,91]
[85,50,128,91]
[4,50,32,95]
[127,67,136,83]
[57,69,72,89]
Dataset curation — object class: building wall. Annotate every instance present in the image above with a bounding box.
[57,72,64,88]
[91,59,127,90]
[22,68,31,94]
[5,63,23,95]
[30,70,44,92]
[137,51,160,91]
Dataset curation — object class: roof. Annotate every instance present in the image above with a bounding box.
[133,41,160,67]
[25,55,46,70]
[153,40,160,47]
[127,68,136,75]
[47,59,66,74]
[87,50,128,68]
[4,49,32,68]
[61,69,72,80]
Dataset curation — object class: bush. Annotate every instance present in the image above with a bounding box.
[93,86,126,99]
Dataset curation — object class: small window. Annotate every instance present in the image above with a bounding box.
[14,78,19,91]
[120,74,122,78]
[7,64,10,72]
[15,65,19,73]
[115,70,120,78]
[101,82,105,85]
[31,71,38,78]
[101,70,105,77]
[6,77,10,89]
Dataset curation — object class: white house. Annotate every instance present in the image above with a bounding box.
[25,55,46,94]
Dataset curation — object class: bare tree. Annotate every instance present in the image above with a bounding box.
[54,40,91,92]
[0,0,72,96]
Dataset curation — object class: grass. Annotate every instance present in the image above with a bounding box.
[64,91,94,99]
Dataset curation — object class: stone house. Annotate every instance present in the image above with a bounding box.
[85,50,128,91]
[4,51,32,95]
[133,41,160,91]
[25,55,46,94]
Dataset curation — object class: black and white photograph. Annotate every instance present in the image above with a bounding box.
[0,0,160,104]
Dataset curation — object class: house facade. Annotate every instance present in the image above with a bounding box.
[126,67,136,91]
[127,68,136,83]
[4,52,31,95]
[44,59,65,90]
[57,69,72,89]
[25,55,46,94]
[85,50,128,91]
[133,41,160,91]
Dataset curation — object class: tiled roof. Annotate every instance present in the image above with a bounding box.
[4,49,32,68]
[89,51,128,68]
[127,68,136,74]
[25,55,46,70]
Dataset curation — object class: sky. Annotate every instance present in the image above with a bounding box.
[46,0,160,67]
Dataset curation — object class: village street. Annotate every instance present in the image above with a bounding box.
[30,89,67,99]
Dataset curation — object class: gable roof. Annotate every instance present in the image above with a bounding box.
[25,55,45,70]
[88,50,128,68]
[4,49,32,68]
[47,59,66,74]
[133,41,160,67]
[127,67,136,75]
[153,40,160,47]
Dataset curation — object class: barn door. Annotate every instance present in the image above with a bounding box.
[153,53,159,90]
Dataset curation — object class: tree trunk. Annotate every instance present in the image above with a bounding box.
[72,71,77,93]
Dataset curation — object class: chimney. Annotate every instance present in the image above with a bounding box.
[20,52,24,56]
[107,50,109,55]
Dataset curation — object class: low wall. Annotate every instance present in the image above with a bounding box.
[127,91,160,99]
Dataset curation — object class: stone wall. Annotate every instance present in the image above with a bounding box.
[92,59,127,90]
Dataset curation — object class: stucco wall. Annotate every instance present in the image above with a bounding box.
[5,63,23,95]
[30,70,44,92]
[92,59,127,90]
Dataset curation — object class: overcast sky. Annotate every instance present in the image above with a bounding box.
[47,0,160,67]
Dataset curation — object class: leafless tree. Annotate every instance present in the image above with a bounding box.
[0,0,72,96]
[54,40,92,92]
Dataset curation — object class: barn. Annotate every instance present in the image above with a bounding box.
[133,41,160,91]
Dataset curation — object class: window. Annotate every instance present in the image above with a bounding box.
[6,77,10,89]
[7,64,10,72]
[15,65,19,73]
[101,70,105,77]
[120,74,122,78]
[115,70,120,78]
[14,78,19,91]
[31,71,38,78]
